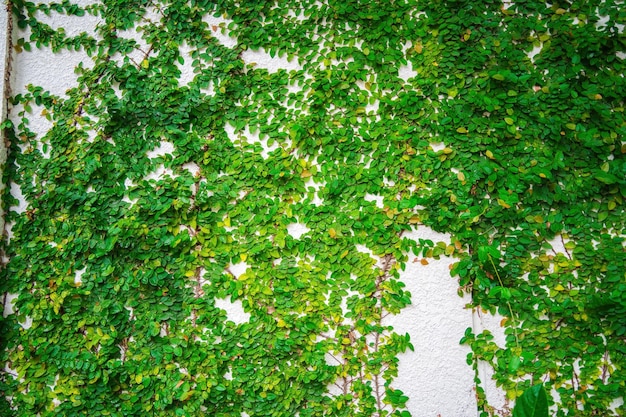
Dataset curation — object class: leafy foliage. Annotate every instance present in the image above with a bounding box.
[513,384,549,417]
[1,0,625,416]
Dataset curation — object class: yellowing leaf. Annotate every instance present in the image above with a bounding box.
[497,199,511,208]
[300,170,312,178]
[457,172,466,181]
[180,390,195,401]
[329,228,337,238]
[601,162,609,172]
[141,59,149,69]
[565,123,577,130]
[486,150,495,159]
[554,284,565,291]
[240,253,248,261]
[414,42,423,54]
[456,127,468,134]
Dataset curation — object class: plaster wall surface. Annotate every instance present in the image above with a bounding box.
[0,5,507,416]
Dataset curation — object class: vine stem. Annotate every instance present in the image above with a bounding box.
[572,371,581,409]
[486,252,522,401]
[2,1,13,115]
[560,234,572,260]
[487,253,519,350]
[601,350,609,384]
[370,232,405,415]
[372,331,384,415]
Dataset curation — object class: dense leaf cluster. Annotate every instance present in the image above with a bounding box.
[1,0,624,416]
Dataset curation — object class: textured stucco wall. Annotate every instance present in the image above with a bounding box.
[0,6,507,416]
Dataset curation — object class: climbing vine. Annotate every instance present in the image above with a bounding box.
[0,0,624,416]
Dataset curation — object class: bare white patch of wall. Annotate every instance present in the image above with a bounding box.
[2,293,18,317]
[473,308,509,412]
[8,182,27,214]
[398,61,418,83]
[214,297,251,325]
[175,42,196,87]
[385,227,478,416]
[364,193,384,209]
[240,48,304,73]
[202,13,238,49]
[286,222,310,239]
[224,123,280,159]
[10,11,101,98]
[144,141,177,180]
[147,140,175,158]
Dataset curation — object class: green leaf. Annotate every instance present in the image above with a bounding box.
[513,384,549,417]
[595,172,617,184]
[478,245,500,264]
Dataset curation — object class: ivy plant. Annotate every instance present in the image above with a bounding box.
[1,1,625,417]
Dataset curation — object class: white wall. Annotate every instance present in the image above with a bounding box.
[0,6,506,416]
